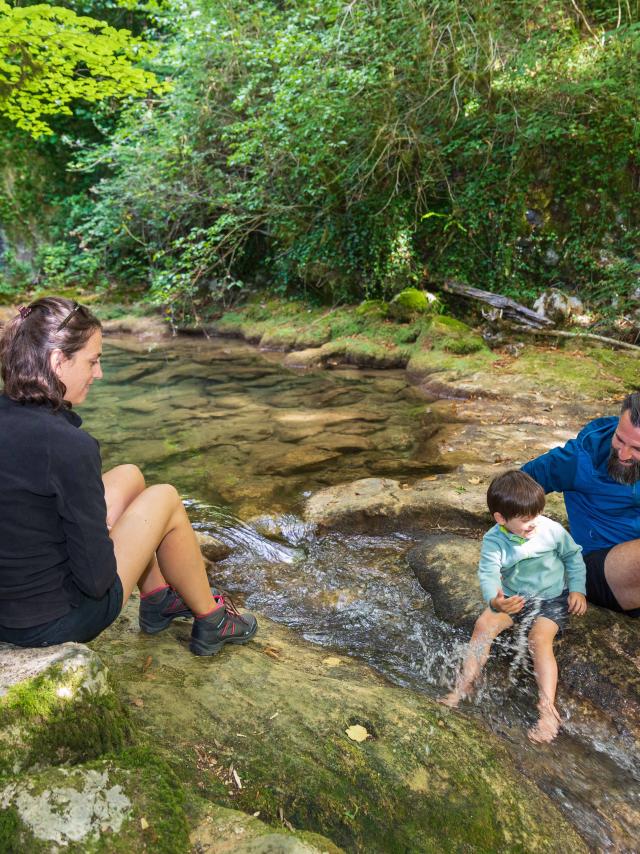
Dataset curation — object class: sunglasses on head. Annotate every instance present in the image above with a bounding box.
[56,302,82,332]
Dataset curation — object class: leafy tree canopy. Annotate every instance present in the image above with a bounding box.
[0,0,165,137]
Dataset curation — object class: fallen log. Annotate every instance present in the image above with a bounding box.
[441,279,553,328]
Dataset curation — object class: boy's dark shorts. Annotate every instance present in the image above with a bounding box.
[0,576,123,648]
[510,590,570,634]
[584,548,640,618]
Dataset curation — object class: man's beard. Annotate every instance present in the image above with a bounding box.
[607,447,640,484]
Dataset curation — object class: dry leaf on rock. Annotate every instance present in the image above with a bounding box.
[467,476,481,485]
[345,724,369,742]
[263,646,282,660]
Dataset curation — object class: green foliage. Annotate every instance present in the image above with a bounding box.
[0,1,166,137]
[2,0,639,315]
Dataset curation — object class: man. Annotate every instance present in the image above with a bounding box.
[522,392,640,617]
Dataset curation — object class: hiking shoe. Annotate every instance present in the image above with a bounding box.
[139,585,221,634]
[190,594,258,656]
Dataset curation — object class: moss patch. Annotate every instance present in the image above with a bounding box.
[0,662,133,778]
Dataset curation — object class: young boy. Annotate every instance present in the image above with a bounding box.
[441,470,587,743]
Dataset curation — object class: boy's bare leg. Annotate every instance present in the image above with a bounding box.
[440,609,513,707]
[109,484,216,614]
[527,616,561,743]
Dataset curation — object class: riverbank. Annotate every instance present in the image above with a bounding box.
[2,297,640,850]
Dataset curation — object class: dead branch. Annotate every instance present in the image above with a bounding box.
[522,327,640,353]
[441,279,553,328]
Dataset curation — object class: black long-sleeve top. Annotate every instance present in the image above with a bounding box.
[0,394,117,628]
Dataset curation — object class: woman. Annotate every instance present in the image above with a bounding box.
[0,297,257,654]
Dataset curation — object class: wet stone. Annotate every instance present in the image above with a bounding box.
[407,534,640,775]
[264,448,342,476]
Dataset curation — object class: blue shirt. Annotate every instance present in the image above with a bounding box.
[478,515,586,603]
[522,417,640,553]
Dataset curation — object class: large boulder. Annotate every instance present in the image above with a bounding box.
[304,474,488,534]
[407,535,640,772]
[92,599,587,853]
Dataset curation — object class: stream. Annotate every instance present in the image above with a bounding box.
[82,336,639,852]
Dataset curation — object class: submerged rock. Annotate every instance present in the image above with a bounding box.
[407,534,640,771]
[195,531,233,562]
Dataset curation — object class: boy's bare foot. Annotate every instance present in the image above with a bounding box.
[438,691,463,708]
[528,704,561,743]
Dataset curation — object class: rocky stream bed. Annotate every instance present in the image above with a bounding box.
[1,314,639,852]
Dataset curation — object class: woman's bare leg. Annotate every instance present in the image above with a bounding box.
[103,464,166,594]
[527,616,561,743]
[440,608,513,707]
[109,483,216,614]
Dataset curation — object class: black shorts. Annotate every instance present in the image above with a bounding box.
[510,590,570,635]
[584,548,640,618]
[0,576,123,647]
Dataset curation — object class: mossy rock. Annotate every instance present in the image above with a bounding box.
[0,750,188,853]
[93,606,586,854]
[259,327,299,351]
[388,288,440,322]
[355,299,389,320]
[423,316,487,355]
[0,644,133,778]
[190,801,344,853]
[324,337,410,369]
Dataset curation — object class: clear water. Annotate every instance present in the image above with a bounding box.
[82,337,639,851]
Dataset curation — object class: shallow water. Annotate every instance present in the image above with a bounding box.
[83,337,639,852]
[83,338,449,518]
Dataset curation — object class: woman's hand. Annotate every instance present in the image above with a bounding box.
[490,589,525,614]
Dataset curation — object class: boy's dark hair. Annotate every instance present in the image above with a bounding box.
[487,470,545,520]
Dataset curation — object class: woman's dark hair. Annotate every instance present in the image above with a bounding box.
[486,470,545,520]
[0,297,101,408]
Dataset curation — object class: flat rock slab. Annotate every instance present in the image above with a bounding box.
[407,534,640,772]
[92,600,586,854]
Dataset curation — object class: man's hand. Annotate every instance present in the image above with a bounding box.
[490,589,525,615]
[568,591,587,616]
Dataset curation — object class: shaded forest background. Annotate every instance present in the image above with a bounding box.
[1,0,639,322]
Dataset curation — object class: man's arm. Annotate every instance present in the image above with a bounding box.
[521,439,580,494]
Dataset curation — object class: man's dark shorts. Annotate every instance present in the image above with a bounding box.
[584,548,640,618]
[0,576,123,647]
[510,590,570,635]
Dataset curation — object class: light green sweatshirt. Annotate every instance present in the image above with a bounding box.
[478,515,586,603]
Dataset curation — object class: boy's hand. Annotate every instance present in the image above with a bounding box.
[491,589,525,614]
[568,591,587,616]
